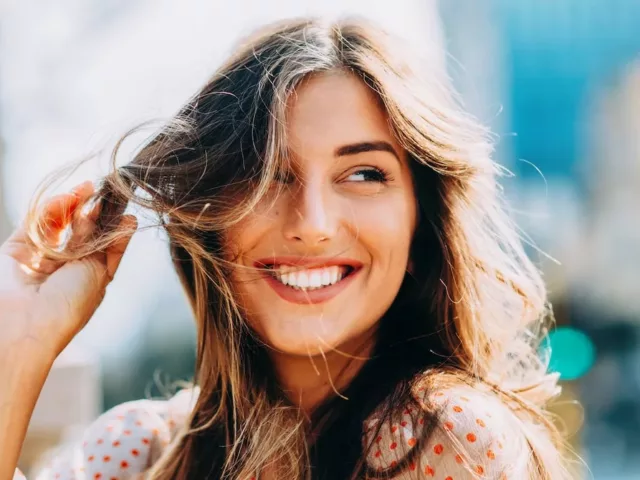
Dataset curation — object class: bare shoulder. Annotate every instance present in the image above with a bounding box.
[364,384,530,479]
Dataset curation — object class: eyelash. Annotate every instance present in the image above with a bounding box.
[273,166,392,184]
[346,166,391,183]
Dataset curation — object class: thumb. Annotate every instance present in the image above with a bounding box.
[105,214,138,282]
[40,215,138,326]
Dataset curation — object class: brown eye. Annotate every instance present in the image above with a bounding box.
[345,167,388,183]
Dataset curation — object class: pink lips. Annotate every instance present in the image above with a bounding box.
[255,256,363,305]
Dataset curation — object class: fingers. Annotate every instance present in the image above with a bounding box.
[42,181,94,242]
[1,182,97,278]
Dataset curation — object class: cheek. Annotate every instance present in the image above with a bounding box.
[348,193,417,259]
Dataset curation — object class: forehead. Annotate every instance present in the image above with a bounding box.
[285,71,400,157]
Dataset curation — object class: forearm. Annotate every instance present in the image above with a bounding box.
[0,345,54,480]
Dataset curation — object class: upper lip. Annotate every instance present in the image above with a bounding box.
[254,256,363,269]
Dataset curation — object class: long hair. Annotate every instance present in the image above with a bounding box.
[28,16,572,480]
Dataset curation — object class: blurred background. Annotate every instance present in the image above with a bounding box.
[1,0,638,478]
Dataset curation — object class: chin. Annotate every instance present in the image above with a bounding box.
[253,317,354,357]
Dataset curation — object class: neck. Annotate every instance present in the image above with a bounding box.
[271,336,376,414]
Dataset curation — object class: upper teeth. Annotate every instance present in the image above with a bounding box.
[274,265,348,290]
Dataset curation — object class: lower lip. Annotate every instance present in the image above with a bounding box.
[262,268,361,304]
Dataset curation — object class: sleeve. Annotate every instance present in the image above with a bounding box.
[364,387,530,479]
[17,388,197,480]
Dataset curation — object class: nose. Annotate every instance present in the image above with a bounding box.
[283,181,338,247]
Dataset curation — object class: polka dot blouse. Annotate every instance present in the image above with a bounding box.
[16,385,527,479]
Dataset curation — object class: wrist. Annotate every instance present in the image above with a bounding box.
[0,340,56,388]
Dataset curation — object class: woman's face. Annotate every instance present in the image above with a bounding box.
[225,71,417,357]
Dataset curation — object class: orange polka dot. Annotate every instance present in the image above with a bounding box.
[455,454,464,464]
[433,444,444,455]
[389,442,397,450]
[444,421,454,431]
[466,433,477,443]
[152,428,160,436]
[424,465,435,476]
[475,465,485,474]
[391,425,398,433]
[103,455,111,462]
[400,421,407,427]
[445,477,453,480]
[97,438,104,445]
[390,461,398,468]
[131,449,140,457]
[113,440,121,447]
[120,460,129,469]
[487,449,496,460]
[142,437,150,445]
[135,420,143,426]
[376,435,382,443]
[94,474,102,480]
[87,455,95,462]
[407,437,417,447]
[452,406,463,413]
[111,478,119,480]
[476,418,486,427]
[374,449,382,458]
[409,462,417,471]
[419,418,425,425]
[106,425,114,432]
[123,430,132,436]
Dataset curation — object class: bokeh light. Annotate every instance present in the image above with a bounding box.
[546,327,596,381]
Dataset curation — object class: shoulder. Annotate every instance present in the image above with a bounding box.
[364,384,530,479]
[33,388,198,479]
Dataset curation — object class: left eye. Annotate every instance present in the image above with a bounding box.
[345,168,388,183]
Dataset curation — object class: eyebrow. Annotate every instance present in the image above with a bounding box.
[335,141,400,161]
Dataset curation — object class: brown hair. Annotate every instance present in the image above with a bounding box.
[29,16,573,480]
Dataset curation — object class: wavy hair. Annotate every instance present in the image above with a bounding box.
[28,16,573,480]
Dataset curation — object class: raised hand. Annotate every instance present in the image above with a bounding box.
[0,181,137,361]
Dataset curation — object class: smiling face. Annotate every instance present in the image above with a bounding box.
[225,71,418,357]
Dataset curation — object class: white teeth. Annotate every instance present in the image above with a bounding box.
[274,265,349,290]
[309,271,322,288]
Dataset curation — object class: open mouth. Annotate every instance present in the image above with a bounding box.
[263,264,356,291]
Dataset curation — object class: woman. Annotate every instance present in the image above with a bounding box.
[1,16,571,480]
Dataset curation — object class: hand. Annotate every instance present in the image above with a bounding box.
[0,181,137,362]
